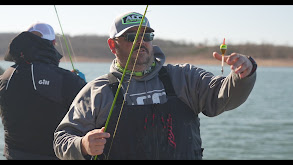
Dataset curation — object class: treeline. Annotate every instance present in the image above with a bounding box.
[1,33,292,60]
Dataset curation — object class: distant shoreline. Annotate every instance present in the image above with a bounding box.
[59,56,293,67]
[1,56,293,67]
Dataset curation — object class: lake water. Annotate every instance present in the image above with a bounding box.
[0,61,292,160]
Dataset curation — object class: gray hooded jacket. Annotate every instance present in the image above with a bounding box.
[53,46,256,160]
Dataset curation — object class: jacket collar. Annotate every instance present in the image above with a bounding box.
[5,31,62,66]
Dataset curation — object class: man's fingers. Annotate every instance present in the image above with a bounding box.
[87,141,106,156]
[213,52,253,79]
[213,52,229,62]
[226,53,241,65]
[238,68,250,79]
[81,128,110,156]
[90,137,107,146]
[89,128,110,139]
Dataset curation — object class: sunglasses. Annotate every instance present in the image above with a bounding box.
[119,32,155,42]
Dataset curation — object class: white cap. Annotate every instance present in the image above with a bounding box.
[27,23,55,41]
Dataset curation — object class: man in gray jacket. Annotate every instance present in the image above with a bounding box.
[54,11,257,160]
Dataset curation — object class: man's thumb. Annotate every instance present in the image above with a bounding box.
[100,127,105,133]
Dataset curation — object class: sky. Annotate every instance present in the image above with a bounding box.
[0,5,293,46]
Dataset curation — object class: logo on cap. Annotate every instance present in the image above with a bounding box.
[122,13,145,25]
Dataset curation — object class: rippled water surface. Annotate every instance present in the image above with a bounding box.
[1,61,292,160]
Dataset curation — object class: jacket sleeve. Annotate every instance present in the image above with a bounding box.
[54,77,113,160]
[54,82,96,160]
[167,64,256,117]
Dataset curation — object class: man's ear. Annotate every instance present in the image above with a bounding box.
[52,39,56,46]
[107,38,116,54]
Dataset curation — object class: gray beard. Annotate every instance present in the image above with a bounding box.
[130,49,154,70]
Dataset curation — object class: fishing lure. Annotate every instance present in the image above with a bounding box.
[220,38,227,75]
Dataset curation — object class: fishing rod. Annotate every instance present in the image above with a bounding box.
[54,5,76,71]
[104,4,148,132]
[93,5,149,160]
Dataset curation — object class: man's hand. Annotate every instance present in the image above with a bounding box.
[213,52,253,79]
[81,127,110,156]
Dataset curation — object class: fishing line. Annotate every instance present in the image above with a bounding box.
[105,19,149,160]
[103,4,149,133]
[66,36,77,63]
[57,34,65,58]
[57,33,70,69]
[93,5,149,160]
[54,5,75,70]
